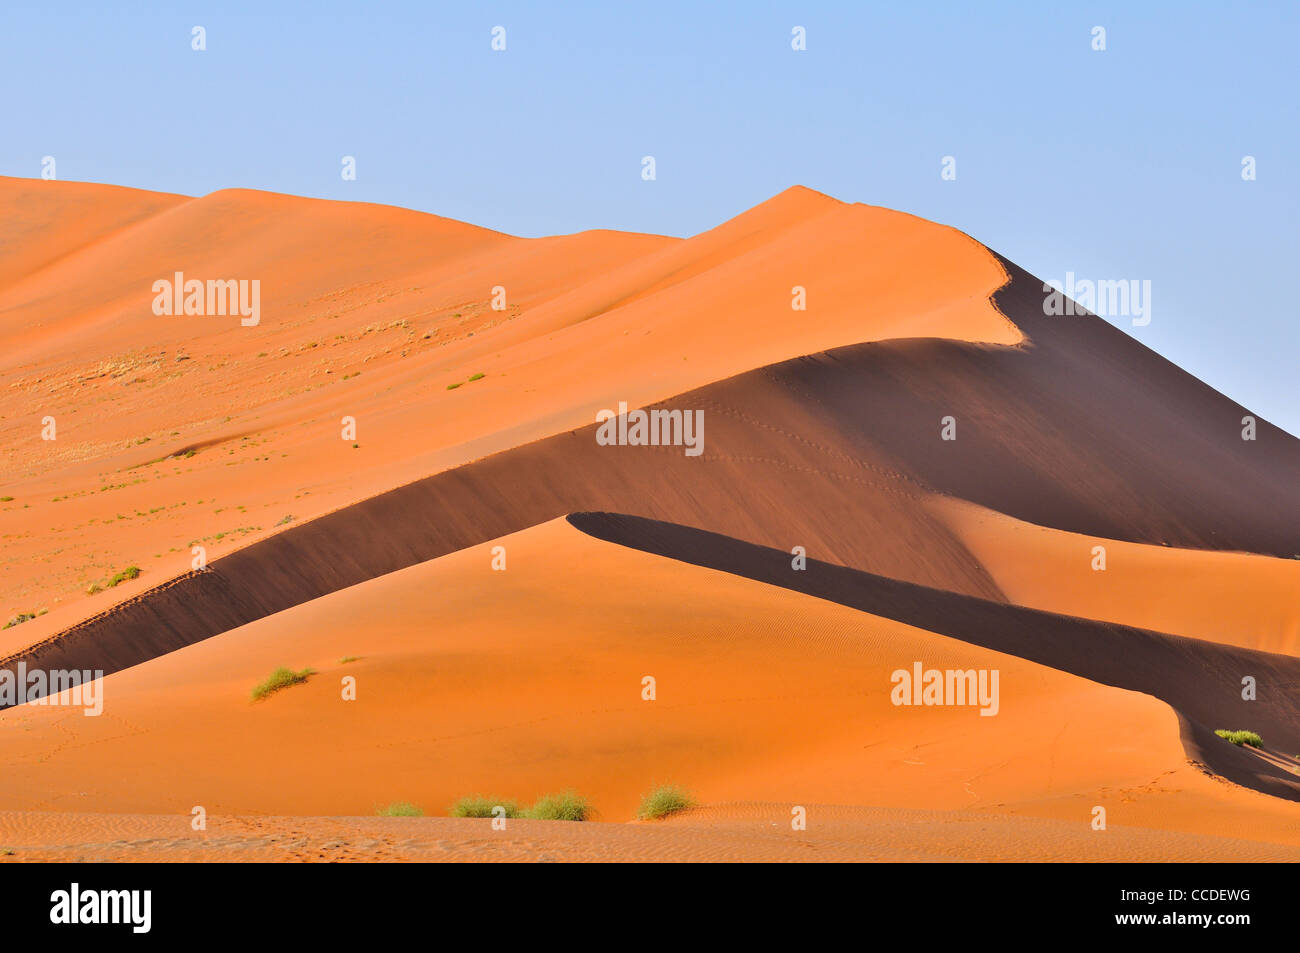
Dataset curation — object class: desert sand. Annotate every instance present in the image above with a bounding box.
[0,178,1015,645]
[1,177,1297,861]
[3,520,1299,861]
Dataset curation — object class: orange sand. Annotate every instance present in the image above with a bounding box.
[1,520,1295,859]
[933,497,1300,654]
[3,805,1297,863]
[3,179,1296,863]
[0,178,1014,645]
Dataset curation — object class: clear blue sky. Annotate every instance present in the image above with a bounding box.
[3,1,1296,434]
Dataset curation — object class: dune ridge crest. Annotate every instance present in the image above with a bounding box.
[0,176,1019,639]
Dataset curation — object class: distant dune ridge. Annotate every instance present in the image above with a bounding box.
[1,177,1297,862]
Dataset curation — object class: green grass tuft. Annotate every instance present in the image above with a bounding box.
[2,612,36,630]
[376,802,423,817]
[1215,729,1263,748]
[526,791,592,822]
[446,381,463,390]
[637,784,694,820]
[250,666,316,701]
[467,373,485,382]
[338,655,361,664]
[106,566,141,588]
[450,795,522,819]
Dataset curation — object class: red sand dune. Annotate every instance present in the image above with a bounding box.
[0,177,1015,645]
[3,520,1298,862]
[1,177,1297,861]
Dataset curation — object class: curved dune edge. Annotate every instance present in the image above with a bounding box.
[929,496,1300,654]
[1,518,1298,863]
[0,177,1017,631]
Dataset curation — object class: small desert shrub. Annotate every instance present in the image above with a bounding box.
[338,655,360,664]
[250,666,316,701]
[275,514,295,526]
[0,496,13,502]
[3,612,36,630]
[637,785,694,820]
[446,381,463,390]
[526,791,591,822]
[468,373,485,382]
[106,566,141,588]
[450,795,522,819]
[1215,729,1263,748]
[377,802,423,817]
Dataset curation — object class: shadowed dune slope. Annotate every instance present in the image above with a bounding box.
[880,253,1300,550]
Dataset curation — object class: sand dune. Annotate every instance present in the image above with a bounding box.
[3,518,1296,861]
[3,179,1297,862]
[0,179,1015,640]
[11,248,1297,690]
[568,512,1300,803]
[0,178,188,291]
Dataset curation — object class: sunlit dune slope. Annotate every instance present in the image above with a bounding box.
[931,496,1300,655]
[0,177,188,290]
[568,512,1300,805]
[5,517,1296,858]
